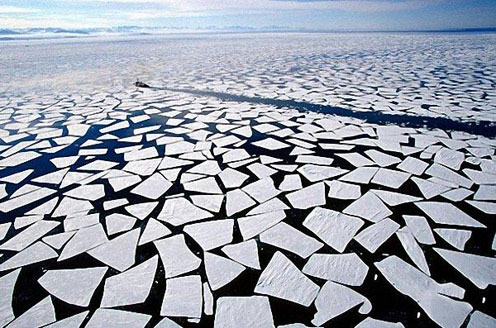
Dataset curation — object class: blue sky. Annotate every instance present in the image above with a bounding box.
[1,0,495,31]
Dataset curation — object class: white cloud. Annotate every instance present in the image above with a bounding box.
[0,5,38,13]
[0,0,448,29]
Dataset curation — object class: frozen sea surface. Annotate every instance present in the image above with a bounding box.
[0,32,495,327]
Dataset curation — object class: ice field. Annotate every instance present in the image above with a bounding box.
[0,32,495,327]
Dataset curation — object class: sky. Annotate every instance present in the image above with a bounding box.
[0,0,495,31]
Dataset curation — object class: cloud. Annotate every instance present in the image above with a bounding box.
[0,5,38,13]
[67,0,439,13]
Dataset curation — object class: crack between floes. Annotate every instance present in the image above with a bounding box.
[137,84,496,138]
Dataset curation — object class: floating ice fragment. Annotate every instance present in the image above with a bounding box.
[403,215,435,245]
[242,177,280,203]
[226,189,256,216]
[160,275,202,318]
[221,239,260,270]
[371,168,410,189]
[85,309,151,328]
[252,138,290,150]
[0,269,20,327]
[415,201,485,228]
[286,182,325,209]
[101,256,158,307]
[375,255,472,328]
[467,311,496,328]
[138,218,171,246]
[65,184,105,201]
[154,234,201,278]
[184,219,233,251]
[131,173,172,199]
[0,220,59,252]
[312,280,371,326]
[260,222,323,258]
[355,218,400,253]
[344,191,392,222]
[204,252,245,290]
[88,228,140,272]
[38,267,107,307]
[327,180,361,200]
[303,207,363,252]
[214,296,274,328]
[219,168,249,189]
[6,296,56,328]
[255,251,319,306]
[355,317,404,328]
[184,176,222,194]
[434,248,496,289]
[0,241,58,271]
[397,156,428,176]
[238,210,286,240]
[396,227,430,275]
[43,311,88,328]
[59,223,108,261]
[434,228,471,251]
[303,253,368,286]
[158,197,212,226]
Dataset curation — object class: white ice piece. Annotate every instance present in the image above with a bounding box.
[255,251,319,306]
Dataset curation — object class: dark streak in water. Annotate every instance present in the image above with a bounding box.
[143,85,496,138]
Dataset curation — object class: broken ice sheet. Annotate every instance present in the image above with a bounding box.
[225,189,256,216]
[255,251,319,306]
[38,267,107,307]
[0,241,58,271]
[238,210,286,240]
[312,280,371,326]
[327,180,361,200]
[204,252,245,290]
[286,182,326,209]
[434,248,496,289]
[138,218,171,246]
[252,137,290,150]
[0,220,59,252]
[214,296,274,328]
[297,164,347,182]
[64,184,105,201]
[371,168,410,189]
[218,167,249,189]
[6,296,56,328]
[403,215,435,245]
[434,228,471,251]
[221,239,260,270]
[160,275,202,318]
[396,227,430,275]
[343,191,392,222]
[303,207,364,252]
[354,218,400,253]
[303,253,368,286]
[397,156,429,176]
[183,219,233,251]
[415,201,485,228]
[376,255,472,328]
[85,309,151,328]
[355,317,404,328]
[278,174,302,191]
[259,222,323,258]
[87,228,139,272]
[242,177,280,203]
[101,255,158,308]
[0,269,20,327]
[154,234,201,278]
[184,176,222,194]
[157,197,212,226]
[131,172,172,199]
